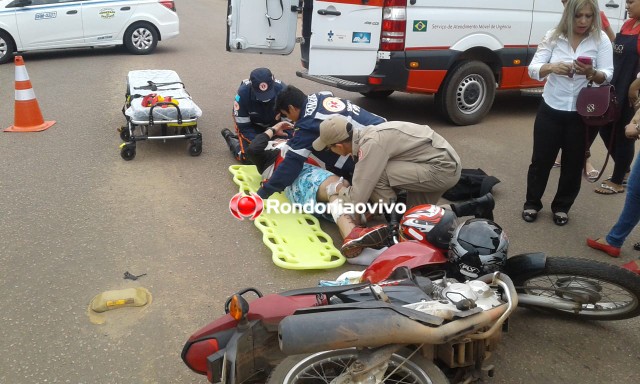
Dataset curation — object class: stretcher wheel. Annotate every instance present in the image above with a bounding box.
[119,127,131,141]
[120,145,136,161]
[188,141,202,157]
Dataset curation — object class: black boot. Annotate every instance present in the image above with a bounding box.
[221,129,242,160]
[450,193,495,220]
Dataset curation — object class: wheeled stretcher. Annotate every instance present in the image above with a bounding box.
[118,70,203,160]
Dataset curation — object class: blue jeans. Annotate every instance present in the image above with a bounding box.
[606,155,640,247]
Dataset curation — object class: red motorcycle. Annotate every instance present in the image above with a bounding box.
[182,200,640,383]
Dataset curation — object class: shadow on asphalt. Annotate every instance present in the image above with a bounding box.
[9,44,182,63]
[349,90,541,126]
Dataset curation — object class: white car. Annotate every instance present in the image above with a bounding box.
[0,0,179,64]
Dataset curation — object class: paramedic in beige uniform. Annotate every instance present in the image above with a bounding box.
[313,115,461,210]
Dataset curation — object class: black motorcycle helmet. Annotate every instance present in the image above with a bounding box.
[448,218,508,279]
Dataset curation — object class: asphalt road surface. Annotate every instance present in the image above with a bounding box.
[1,1,639,383]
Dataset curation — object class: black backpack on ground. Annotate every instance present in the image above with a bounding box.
[443,168,500,201]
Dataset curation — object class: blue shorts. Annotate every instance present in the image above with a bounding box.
[285,163,334,218]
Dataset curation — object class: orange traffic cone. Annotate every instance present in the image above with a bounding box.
[4,55,55,132]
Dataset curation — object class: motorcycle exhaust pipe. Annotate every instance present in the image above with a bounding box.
[518,294,579,311]
[279,306,505,355]
[279,274,517,356]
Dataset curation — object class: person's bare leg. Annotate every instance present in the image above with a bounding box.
[335,206,357,238]
[317,176,354,237]
[316,175,389,257]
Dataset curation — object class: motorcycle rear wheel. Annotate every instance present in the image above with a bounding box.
[267,347,449,384]
[512,256,640,320]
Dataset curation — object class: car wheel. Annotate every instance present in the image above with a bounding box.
[435,60,496,126]
[124,22,158,55]
[0,30,15,65]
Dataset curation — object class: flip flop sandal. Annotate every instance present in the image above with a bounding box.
[585,169,599,182]
[605,173,630,186]
[553,212,569,226]
[595,182,624,195]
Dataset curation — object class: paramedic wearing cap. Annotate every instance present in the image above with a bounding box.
[313,115,462,208]
[221,68,286,163]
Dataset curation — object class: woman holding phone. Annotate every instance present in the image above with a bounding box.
[555,0,615,178]
[523,0,613,226]
[594,0,640,195]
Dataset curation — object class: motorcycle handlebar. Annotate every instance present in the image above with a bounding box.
[278,272,518,355]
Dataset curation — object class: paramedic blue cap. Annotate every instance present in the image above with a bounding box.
[250,68,276,102]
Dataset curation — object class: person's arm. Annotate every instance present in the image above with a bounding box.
[247,122,294,175]
[257,151,306,199]
[624,121,640,139]
[625,106,640,139]
[583,31,614,85]
[246,129,275,174]
[233,89,261,140]
[256,127,310,199]
[629,77,640,109]
[604,25,616,42]
[528,30,573,80]
[600,11,616,42]
[338,140,388,205]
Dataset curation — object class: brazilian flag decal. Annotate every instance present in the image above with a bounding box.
[413,20,428,32]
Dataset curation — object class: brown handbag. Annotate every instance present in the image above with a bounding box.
[576,81,619,126]
[575,82,619,182]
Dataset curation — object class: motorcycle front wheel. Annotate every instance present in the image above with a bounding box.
[267,348,449,384]
[512,257,640,320]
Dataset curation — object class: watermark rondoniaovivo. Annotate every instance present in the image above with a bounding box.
[228,192,406,221]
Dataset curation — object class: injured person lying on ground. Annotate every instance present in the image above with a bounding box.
[246,121,497,259]
[246,121,389,258]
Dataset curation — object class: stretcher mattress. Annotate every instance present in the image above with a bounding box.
[125,70,202,123]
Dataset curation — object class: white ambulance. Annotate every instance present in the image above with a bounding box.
[226,0,626,125]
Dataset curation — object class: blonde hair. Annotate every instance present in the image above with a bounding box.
[552,0,602,42]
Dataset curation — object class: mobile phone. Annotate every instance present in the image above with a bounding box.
[576,56,593,65]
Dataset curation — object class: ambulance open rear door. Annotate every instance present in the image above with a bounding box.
[226,0,299,55]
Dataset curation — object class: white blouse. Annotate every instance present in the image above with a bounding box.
[528,29,614,112]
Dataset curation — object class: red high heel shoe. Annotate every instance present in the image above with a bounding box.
[622,260,640,275]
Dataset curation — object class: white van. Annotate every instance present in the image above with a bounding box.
[226,0,625,125]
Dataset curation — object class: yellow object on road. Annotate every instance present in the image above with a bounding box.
[90,287,151,313]
[229,165,345,270]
